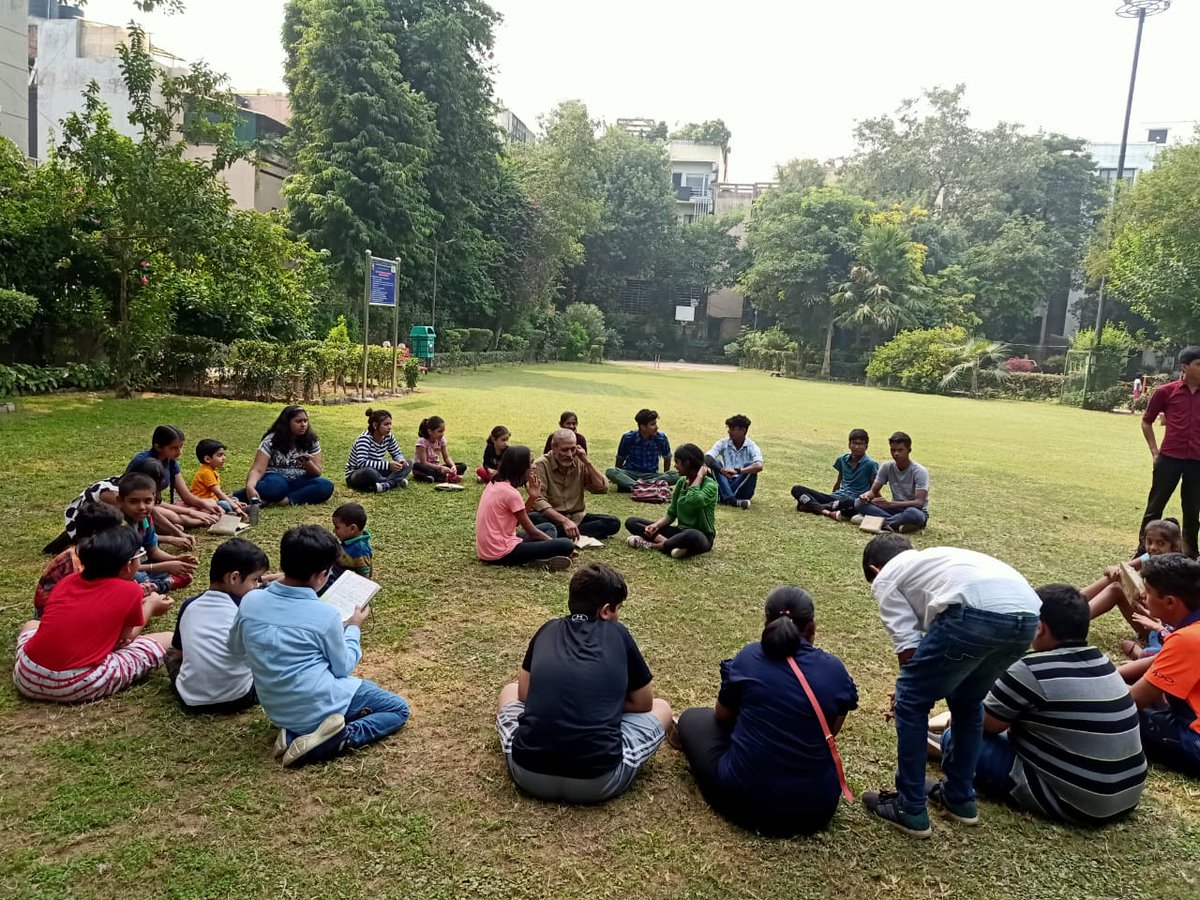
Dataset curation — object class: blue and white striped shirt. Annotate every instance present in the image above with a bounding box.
[345,430,405,477]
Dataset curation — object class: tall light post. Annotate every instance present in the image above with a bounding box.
[1085,0,1171,401]
[431,237,457,331]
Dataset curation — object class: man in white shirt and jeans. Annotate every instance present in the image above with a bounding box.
[860,534,1040,837]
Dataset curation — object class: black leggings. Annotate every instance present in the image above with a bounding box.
[487,523,577,566]
[791,484,854,513]
[346,464,412,492]
[529,511,622,539]
[676,707,838,837]
[413,461,468,483]
[625,517,714,557]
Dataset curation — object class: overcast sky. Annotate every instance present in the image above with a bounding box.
[83,0,1199,182]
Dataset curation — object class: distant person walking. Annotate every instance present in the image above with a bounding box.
[1139,347,1200,558]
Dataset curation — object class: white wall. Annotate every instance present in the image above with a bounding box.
[0,0,26,153]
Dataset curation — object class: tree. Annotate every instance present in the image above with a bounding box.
[831,221,930,346]
[1097,136,1200,345]
[657,214,750,296]
[775,158,826,193]
[53,25,247,393]
[672,119,732,181]
[939,338,1011,396]
[283,0,436,302]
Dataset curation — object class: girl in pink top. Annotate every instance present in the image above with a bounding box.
[413,416,468,484]
[475,445,576,569]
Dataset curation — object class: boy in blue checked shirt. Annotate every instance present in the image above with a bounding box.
[605,408,680,492]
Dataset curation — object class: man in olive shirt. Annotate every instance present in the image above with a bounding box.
[529,430,621,540]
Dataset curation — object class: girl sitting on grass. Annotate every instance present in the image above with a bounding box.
[413,416,468,484]
[476,425,510,483]
[239,406,336,506]
[475,445,576,569]
[129,425,222,530]
[624,443,718,560]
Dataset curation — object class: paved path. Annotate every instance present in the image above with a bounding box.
[608,360,739,373]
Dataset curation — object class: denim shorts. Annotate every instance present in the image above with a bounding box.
[496,700,665,803]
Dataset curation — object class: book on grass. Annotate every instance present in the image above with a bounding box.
[573,535,603,550]
[321,570,381,623]
[208,513,250,536]
[858,515,885,534]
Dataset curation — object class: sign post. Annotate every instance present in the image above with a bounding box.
[363,252,401,395]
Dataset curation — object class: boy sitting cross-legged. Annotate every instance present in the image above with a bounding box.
[14,527,173,703]
[227,525,410,767]
[495,562,673,803]
[792,428,878,518]
[167,538,272,715]
[118,472,198,594]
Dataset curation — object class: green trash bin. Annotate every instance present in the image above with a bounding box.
[409,325,436,360]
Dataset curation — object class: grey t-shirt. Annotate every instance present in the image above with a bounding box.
[876,460,929,510]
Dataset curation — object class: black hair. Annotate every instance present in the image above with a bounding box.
[673,443,704,477]
[118,472,157,498]
[634,408,658,427]
[365,407,392,433]
[888,431,912,449]
[210,537,270,583]
[862,533,913,582]
[78,526,142,580]
[333,502,368,531]
[1178,346,1200,367]
[1035,584,1090,644]
[761,585,816,659]
[1142,554,1200,612]
[1143,518,1183,551]
[559,411,578,426]
[124,456,164,485]
[263,405,318,455]
[848,428,869,444]
[494,445,532,487]
[725,413,751,430]
[418,415,445,439]
[567,562,628,617]
[74,501,124,542]
[279,524,339,581]
[151,424,184,449]
[489,425,510,441]
[195,438,225,464]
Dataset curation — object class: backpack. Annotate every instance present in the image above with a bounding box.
[631,479,671,503]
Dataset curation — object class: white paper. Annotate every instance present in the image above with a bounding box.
[321,571,381,623]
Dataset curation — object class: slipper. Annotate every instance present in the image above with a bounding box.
[434,482,465,492]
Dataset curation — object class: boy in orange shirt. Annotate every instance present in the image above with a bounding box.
[192,440,246,517]
[1129,554,1200,775]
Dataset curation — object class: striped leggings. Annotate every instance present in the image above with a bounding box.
[12,627,166,703]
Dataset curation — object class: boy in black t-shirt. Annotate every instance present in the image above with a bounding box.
[495,563,673,803]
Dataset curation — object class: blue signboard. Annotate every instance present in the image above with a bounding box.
[369,258,398,307]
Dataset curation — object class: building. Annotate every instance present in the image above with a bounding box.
[0,0,26,153]
[1086,138,1167,186]
[494,107,532,145]
[27,9,289,213]
[669,139,721,222]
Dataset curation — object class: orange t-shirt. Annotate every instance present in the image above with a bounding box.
[190,463,221,501]
[1146,621,1200,734]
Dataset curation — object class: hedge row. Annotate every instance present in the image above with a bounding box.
[0,362,113,398]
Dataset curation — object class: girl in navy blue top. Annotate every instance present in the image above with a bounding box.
[676,586,858,836]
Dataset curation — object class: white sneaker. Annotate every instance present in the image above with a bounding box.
[273,728,289,760]
[281,713,346,767]
[735,499,750,510]
[851,514,864,526]
[670,547,689,559]
[627,535,654,550]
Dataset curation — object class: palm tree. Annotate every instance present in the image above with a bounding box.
[939,338,1012,396]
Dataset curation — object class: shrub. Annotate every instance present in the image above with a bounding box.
[865,326,967,392]
[1041,354,1066,374]
[404,356,421,390]
[562,322,591,361]
[463,328,493,352]
[562,303,606,345]
[1004,356,1037,373]
[988,372,1065,402]
[0,288,38,344]
[0,362,114,397]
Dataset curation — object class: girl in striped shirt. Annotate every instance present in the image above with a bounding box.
[345,408,412,493]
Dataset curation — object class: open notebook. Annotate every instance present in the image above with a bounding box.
[321,571,381,623]
[573,535,603,549]
[207,514,250,536]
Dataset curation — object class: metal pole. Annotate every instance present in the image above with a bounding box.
[432,242,438,332]
[1114,9,1147,185]
[362,249,371,401]
[392,261,399,394]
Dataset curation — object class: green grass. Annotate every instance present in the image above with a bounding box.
[1,363,1198,900]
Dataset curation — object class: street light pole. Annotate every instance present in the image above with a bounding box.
[431,237,457,332]
[1084,0,1170,404]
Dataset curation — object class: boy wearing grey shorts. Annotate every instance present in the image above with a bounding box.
[495,563,673,803]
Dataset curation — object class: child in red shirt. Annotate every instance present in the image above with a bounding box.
[15,527,174,703]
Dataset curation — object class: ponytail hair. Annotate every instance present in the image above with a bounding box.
[494,445,532,487]
[418,415,445,439]
[673,442,704,477]
[151,424,184,449]
[490,424,510,442]
[365,407,392,433]
[761,585,815,660]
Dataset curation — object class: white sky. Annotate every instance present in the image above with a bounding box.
[83,0,1200,182]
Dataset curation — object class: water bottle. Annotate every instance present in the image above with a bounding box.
[247,498,261,527]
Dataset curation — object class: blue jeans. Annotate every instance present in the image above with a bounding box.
[285,679,410,764]
[893,606,1037,815]
[854,500,928,531]
[236,472,335,505]
[1139,707,1200,775]
[715,471,757,503]
[941,727,1017,799]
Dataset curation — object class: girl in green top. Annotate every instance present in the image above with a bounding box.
[625,444,718,559]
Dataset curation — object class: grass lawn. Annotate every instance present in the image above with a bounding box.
[1,362,1198,900]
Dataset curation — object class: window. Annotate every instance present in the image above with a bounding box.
[1147,128,1168,144]
[1099,167,1137,185]
[683,173,709,194]
[619,279,653,314]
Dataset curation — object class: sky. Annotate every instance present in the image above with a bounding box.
[83,0,1200,182]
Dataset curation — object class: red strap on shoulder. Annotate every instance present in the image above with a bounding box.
[787,656,854,803]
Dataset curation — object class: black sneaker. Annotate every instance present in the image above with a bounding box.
[862,790,932,838]
[925,777,979,825]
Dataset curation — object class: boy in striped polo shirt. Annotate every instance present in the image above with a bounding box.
[934,584,1147,824]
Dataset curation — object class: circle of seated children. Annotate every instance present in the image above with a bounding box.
[345,407,412,494]
[234,405,335,507]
